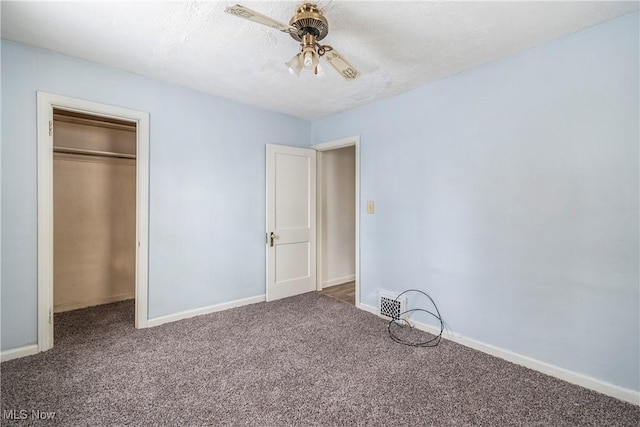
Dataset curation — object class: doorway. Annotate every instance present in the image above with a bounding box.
[264,137,360,306]
[37,92,150,353]
[314,136,360,307]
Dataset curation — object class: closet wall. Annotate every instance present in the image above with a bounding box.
[53,111,136,312]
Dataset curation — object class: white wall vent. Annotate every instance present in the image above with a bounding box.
[379,291,407,321]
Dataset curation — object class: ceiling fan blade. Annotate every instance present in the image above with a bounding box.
[322,48,360,80]
[224,4,297,34]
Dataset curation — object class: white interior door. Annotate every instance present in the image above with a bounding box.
[266,144,316,301]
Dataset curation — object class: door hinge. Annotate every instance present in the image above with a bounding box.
[48,309,52,324]
[49,120,53,136]
[266,232,268,244]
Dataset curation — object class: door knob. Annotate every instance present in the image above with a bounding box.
[269,232,278,247]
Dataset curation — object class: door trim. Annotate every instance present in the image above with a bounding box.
[36,92,150,352]
[312,136,361,308]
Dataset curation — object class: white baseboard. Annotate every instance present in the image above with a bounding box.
[1,344,38,362]
[357,303,379,316]
[358,303,639,406]
[323,274,355,288]
[54,293,135,313]
[147,294,266,328]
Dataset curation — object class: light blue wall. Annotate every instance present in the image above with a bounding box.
[312,13,639,391]
[1,40,310,350]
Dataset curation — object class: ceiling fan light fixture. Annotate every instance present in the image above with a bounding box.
[304,50,313,67]
[300,33,319,70]
[286,53,303,76]
[302,48,319,69]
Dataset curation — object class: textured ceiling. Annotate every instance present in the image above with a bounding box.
[2,1,638,120]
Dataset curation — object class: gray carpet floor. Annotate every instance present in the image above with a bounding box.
[1,292,638,426]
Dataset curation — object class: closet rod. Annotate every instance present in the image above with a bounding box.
[53,146,136,160]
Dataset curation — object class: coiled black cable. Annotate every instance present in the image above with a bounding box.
[387,289,443,347]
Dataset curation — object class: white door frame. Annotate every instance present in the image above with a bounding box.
[36,92,150,352]
[312,135,361,308]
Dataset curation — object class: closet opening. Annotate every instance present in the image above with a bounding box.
[52,109,137,321]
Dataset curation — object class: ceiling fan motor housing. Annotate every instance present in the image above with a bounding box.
[289,3,328,42]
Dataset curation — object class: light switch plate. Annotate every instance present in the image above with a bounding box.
[366,201,375,214]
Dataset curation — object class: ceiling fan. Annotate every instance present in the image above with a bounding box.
[224,3,360,80]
